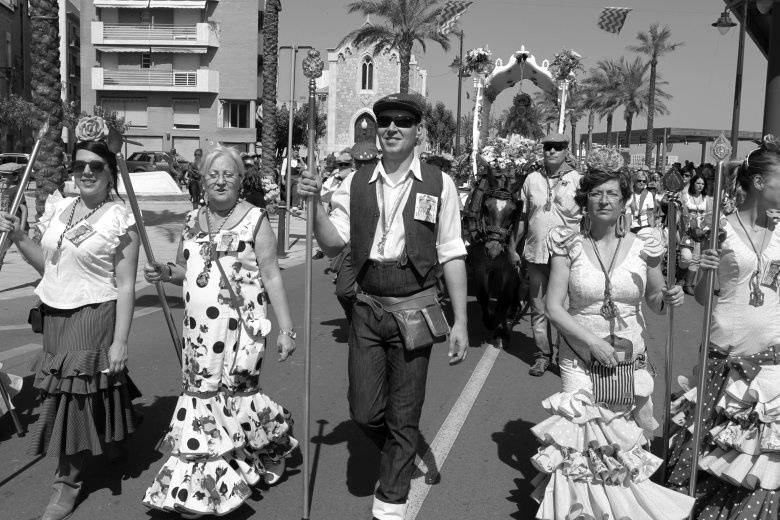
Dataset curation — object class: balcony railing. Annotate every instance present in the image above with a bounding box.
[93,67,219,93]
[92,21,219,48]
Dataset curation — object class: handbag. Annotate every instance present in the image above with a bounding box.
[589,335,636,406]
[28,304,44,334]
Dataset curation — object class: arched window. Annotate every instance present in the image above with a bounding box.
[361,56,374,90]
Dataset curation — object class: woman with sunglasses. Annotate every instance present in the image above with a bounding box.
[142,146,297,518]
[0,116,141,520]
[678,174,712,295]
[627,168,659,233]
[533,147,693,519]
[664,137,780,519]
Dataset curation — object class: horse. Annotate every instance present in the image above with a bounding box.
[463,161,525,348]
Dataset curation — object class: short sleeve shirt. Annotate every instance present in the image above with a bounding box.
[520,169,582,264]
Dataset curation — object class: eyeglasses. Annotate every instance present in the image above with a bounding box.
[205,169,239,182]
[681,172,692,178]
[588,190,622,201]
[72,160,107,175]
[636,179,648,184]
[543,143,567,152]
[376,115,418,128]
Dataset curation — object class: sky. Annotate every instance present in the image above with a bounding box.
[275,0,767,162]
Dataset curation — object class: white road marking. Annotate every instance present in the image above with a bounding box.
[405,345,501,520]
[0,343,41,363]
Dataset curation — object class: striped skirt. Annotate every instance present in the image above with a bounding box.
[28,300,141,458]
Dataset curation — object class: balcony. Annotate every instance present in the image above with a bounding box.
[93,67,219,93]
[92,22,219,52]
[93,0,209,8]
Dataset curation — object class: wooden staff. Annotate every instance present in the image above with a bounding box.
[0,120,48,437]
[115,153,182,366]
[687,134,731,509]
[659,170,684,477]
[300,48,323,520]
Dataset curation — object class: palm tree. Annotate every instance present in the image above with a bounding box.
[615,56,671,149]
[261,0,281,184]
[29,0,65,215]
[582,59,623,147]
[343,0,451,93]
[627,23,683,167]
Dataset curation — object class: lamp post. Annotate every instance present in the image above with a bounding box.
[449,31,467,157]
[713,5,746,159]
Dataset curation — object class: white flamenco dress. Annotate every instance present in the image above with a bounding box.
[530,226,695,520]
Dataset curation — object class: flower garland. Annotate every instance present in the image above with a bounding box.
[464,46,493,76]
[480,135,543,176]
[550,48,584,88]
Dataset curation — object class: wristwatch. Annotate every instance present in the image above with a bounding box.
[279,328,297,340]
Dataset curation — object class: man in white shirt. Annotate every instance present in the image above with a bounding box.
[517,132,582,376]
[298,93,468,520]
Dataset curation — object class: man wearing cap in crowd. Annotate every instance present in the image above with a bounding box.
[516,132,582,376]
[298,92,469,520]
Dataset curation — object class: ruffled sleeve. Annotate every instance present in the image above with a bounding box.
[102,203,136,248]
[636,227,665,261]
[547,225,583,261]
[36,194,70,235]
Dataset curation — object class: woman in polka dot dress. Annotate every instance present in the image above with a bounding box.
[142,147,298,518]
[664,139,780,519]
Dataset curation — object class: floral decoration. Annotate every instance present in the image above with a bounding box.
[261,175,280,205]
[550,48,584,87]
[586,146,625,174]
[480,135,543,175]
[464,46,493,76]
[74,116,110,143]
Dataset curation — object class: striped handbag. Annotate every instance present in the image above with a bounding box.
[589,335,635,406]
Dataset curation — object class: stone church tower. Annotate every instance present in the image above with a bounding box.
[322,28,428,154]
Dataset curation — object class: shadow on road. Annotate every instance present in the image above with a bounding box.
[140,209,186,244]
[135,294,185,309]
[0,374,38,443]
[313,419,379,497]
[320,318,349,344]
[491,417,538,519]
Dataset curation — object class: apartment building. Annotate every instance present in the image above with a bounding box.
[0,0,32,151]
[61,0,81,106]
[81,0,265,161]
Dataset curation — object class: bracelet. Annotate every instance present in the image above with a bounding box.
[279,328,297,340]
[164,262,176,282]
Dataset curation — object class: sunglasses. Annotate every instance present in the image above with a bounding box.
[376,115,418,128]
[543,143,567,152]
[72,160,107,175]
[636,179,648,183]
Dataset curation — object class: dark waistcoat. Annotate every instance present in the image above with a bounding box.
[350,160,443,296]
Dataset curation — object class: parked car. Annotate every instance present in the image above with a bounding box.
[126,151,182,179]
[0,153,30,167]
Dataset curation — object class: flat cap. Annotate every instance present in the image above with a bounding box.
[351,140,379,161]
[541,132,569,144]
[373,92,425,120]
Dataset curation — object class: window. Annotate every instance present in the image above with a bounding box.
[361,56,373,91]
[141,53,152,69]
[223,101,249,128]
[5,32,11,68]
[99,98,148,128]
[173,99,199,129]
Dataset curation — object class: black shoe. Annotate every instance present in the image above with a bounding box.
[529,356,550,377]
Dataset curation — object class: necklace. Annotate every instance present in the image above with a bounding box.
[735,211,769,307]
[195,203,238,288]
[588,234,623,321]
[544,174,561,211]
[52,197,107,263]
[376,173,413,256]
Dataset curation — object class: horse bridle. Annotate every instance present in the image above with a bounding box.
[481,187,515,252]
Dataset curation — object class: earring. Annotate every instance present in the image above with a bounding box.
[615,213,628,238]
[582,213,591,234]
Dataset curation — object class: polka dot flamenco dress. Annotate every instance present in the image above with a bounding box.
[143,207,297,517]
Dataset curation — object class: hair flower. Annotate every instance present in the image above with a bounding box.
[586,146,624,174]
[75,116,110,143]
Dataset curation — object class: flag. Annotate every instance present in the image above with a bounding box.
[597,7,632,34]
[438,1,473,35]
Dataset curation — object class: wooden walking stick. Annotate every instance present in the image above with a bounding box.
[114,152,182,365]
[301,48,323,520]
[659,170,685,478]
[687,134,731,510]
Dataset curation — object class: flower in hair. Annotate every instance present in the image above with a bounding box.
[586,146,624,174]
[760,134,780,153]
[75,116,110,143]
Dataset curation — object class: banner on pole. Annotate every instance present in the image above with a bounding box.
[438,1,473,35]
[597,7,632,34]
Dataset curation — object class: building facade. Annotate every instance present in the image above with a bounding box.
[61,0,81,106]
[323,35,428,154]
[0,0,32,151]
[80,0,264,161]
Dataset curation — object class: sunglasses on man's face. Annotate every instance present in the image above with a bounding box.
[376,115,418,129]
[72,160,107,175]
[543,143,567,152]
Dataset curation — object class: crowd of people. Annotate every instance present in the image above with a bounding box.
[0,91,779,520]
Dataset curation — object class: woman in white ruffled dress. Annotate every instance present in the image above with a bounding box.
[533,148,695,519]
[665,137,780,519]
[142,147,298,518]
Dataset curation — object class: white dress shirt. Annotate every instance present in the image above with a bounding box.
[328,155,467,264]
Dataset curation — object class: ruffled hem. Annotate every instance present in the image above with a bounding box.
[533,390,647,453]
[31,348,110,384]
[699,447,780,490]
[161,391,297,461]
[143,455,253,516]
[531,471,696,519]
[532,444,661,484]
[694,476,780,520]
[29,378,141,457]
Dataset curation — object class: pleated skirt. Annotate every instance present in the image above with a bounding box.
[28,300,141,458]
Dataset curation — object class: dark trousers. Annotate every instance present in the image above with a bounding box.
[348,300,432,505]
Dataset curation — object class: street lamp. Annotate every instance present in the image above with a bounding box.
[450,30,467,157]
[712,9,738,35]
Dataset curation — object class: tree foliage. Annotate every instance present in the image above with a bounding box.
[271,103,327,157]
[343,0,451,93]
[424,101,456,154]
[615,55,670,147]
[0,94,39,135]
[260,0,281,179]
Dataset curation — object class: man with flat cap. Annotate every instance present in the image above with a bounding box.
[517,132,582,376]
[299,92,469,520]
